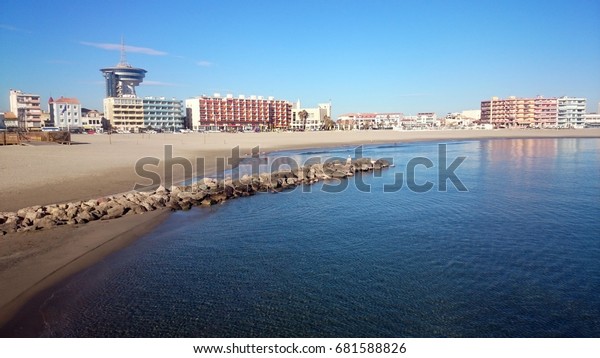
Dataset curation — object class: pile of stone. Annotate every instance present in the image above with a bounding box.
[0,158,390,235]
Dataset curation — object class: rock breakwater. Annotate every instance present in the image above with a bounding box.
[0,158,390,235]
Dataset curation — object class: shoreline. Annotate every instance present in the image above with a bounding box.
[1,129,600,332]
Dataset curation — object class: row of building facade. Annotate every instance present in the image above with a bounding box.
[5,87,600,132]
[185,95,331,132]
[480,96,589,128]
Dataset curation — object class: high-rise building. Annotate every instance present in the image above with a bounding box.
[100,42,146,98]
[143,97,184,130]
[185,94,292,131]
[100,41,145,132]
[48,96,82,131]
[9,89,42,130]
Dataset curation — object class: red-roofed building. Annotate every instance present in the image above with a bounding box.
[49,96,82,131]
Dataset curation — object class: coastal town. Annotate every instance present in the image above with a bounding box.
[1,47,599,140]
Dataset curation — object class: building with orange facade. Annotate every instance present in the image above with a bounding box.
[185,94,292,131]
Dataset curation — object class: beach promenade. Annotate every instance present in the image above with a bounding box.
[1,128,600,327]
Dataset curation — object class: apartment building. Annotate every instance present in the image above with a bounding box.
[186,94,292,131]
[143,97,184,131]
[290,101,332,131]
[481,96,586,128]
[48,96,82,131]
[9,89,42,130]
[103,97,144,132]
[557,97,586,127]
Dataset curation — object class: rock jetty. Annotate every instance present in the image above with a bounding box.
[0,158,390,235]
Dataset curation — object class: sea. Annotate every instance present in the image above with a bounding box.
[4,138,600,337]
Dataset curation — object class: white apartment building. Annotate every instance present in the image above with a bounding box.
[48,96,82,131]
[291,101,332,131]
[375,113,404,129]
[416,112,439,127]
[9,89,42,130]
[557,97,586,127]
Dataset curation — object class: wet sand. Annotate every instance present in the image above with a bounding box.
[1,128,599,330]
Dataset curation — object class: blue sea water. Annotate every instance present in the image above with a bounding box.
[11,138,600,337]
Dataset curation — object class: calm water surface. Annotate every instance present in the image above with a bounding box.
[8,138,600,337]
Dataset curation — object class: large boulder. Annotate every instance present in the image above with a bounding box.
[33,217,57,230]
[103,205,125,220]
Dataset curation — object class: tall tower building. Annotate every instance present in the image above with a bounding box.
[101,40,146,132]
[100,40,146,98]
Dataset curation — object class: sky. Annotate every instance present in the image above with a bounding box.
[1,0,599,117]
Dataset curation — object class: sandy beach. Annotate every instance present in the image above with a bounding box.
[1,128,600,329]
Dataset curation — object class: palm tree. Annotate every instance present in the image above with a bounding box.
[298,110,309,131]
[321,115,336,131]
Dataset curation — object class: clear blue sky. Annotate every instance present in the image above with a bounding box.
[1,0,599,117]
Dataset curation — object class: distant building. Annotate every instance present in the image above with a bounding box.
[416,112,439,127]
[2,112,18,129]
[40,110,51,127]
[375,113,404,129]
[461,110,481,121]
[337,112,405,130]
[143,96,184,130]
[100,42,146,98]
[481,96,586,128]
[291,100,331,131]
[9,89,42,130]
[584,113,600,127]
[336,113,376,130]
[48,96,82,131]
[185,94,292,131]
[103,97,144,132]
[82,109,103,131]
[557,97,586,127]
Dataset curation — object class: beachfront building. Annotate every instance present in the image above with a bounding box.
[443,110,481,127]
[557,97,586,128]
[336,113,377,130]
[2,112,18,129]
[533,97,558,127]
[48,96,82,131]
[584,113,600,127]
[337,112,406,130]
[81,109,103,132]
[480,96,536,128]
[481,96,587,128]
[290,100,332,131]
[100,43,148,133]
[143,96,185,131]
[416,112,439,127]
[100,44,146,98]
[185,93,292,132]
[375,113,404,129]
[103,97,143,132]
[9,89,42,130]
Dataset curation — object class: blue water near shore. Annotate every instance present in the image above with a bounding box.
[24,138,600,337]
